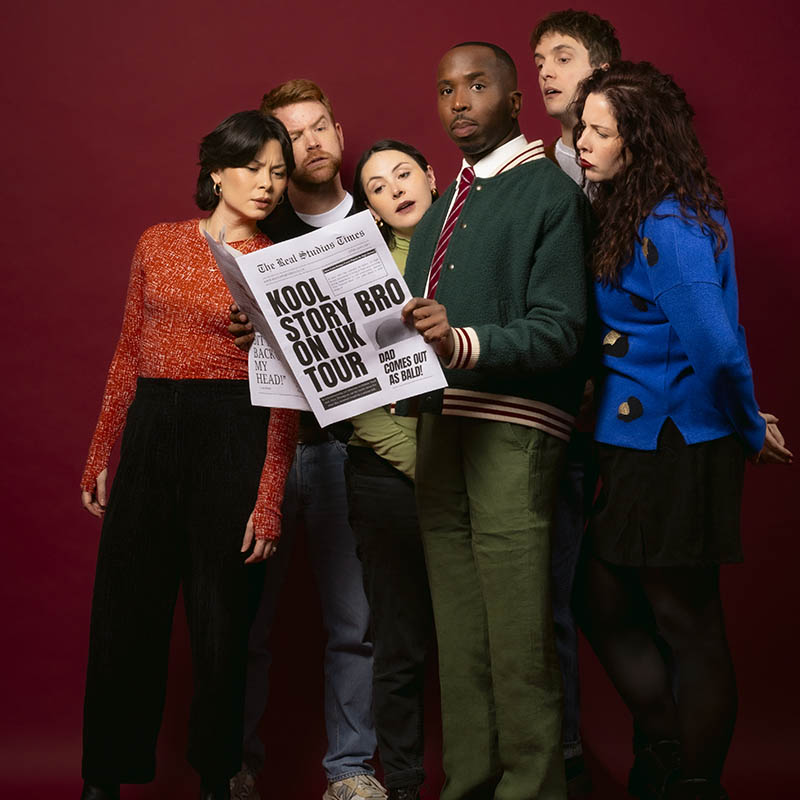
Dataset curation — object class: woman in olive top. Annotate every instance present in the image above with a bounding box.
[347,141,438,800]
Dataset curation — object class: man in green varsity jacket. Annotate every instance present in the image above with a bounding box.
[401,42,592,800]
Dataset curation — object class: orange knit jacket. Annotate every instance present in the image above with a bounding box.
[81,219,299,540]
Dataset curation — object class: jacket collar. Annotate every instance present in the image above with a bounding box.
[457,134,546,180]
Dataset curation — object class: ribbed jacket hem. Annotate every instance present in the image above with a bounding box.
[441,388,574,441]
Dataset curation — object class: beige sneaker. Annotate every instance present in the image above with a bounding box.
[323,774,388,800]
[229,765,260,800]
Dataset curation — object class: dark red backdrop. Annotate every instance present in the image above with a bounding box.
[2,1,798,797]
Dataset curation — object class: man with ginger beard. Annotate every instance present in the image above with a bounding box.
[229,80,384,800]
[256,80,354,241]
[399,42,592,799]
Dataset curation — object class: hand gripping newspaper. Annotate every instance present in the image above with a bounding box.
[205,211,447,426]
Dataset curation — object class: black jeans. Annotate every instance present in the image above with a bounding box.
[345,445,434,790]
[82,379,269,785]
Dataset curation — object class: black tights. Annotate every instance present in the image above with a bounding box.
[575,554,737,780]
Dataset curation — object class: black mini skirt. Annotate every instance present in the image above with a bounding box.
[590,418,746,567]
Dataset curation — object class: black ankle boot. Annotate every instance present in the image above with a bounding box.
[80,782,120,800]
[200,778,230,800]
[628,739,680,799]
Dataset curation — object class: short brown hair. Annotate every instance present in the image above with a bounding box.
[530,9,621,67]
[260,79,336,123]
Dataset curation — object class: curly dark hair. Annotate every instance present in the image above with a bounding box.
[572,61,727,284]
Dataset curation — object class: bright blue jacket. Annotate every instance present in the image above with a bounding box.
[594,198,765,454]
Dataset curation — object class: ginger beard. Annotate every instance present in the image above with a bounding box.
[292,148,342,188]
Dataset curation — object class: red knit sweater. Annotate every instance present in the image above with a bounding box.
[81,219,299,540]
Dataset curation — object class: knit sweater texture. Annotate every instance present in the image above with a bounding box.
[81,219,299,539]
[594,198,765,454]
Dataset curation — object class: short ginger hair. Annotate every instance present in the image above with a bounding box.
[260,79,337,123]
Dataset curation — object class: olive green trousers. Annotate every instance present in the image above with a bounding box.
[416,414,567,800]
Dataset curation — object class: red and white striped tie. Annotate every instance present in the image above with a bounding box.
[426,165,475,298]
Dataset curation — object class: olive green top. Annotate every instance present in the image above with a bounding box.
[390,231,409,273]
[348,235,417,480]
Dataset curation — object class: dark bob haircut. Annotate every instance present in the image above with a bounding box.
[352,139,435,249]
[195,110,295,211]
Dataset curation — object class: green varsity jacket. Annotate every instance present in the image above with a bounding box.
[400,140,594,440]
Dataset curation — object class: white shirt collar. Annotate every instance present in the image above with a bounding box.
[555,137,575,159]
[458,134,529,179]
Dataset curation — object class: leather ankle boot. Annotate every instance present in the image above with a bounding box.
[663,778,728,799]
[80,782,120,800]
[628,739,681,800]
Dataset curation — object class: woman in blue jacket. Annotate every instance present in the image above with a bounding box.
[572,61,791,800]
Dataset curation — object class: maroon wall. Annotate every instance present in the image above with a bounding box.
[2,1,798,796]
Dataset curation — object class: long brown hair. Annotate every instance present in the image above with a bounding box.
[573,61,727,284]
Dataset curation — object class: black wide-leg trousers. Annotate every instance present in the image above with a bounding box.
[82,378,269,785]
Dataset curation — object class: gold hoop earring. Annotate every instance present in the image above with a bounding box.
[277,193,285,205]
[213,182,222,197]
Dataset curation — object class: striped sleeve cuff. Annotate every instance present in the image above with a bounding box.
[446,327,480,369]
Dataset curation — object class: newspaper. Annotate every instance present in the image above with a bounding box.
[203,231,309,410]
[207,211,447,426]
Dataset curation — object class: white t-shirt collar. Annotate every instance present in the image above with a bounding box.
[295,193,354,228]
